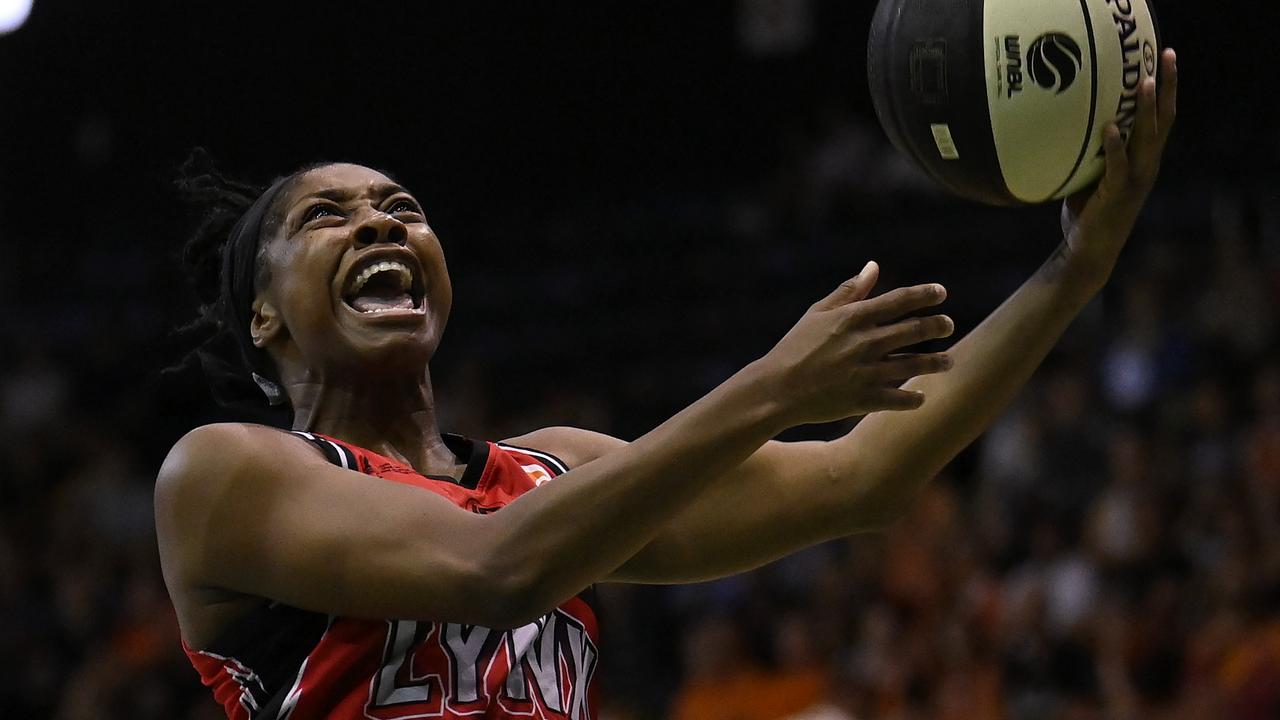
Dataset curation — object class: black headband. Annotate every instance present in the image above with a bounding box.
[219,173,295,401]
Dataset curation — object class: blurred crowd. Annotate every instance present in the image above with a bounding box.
[602,184,1280,720]
[1,113,1278,720]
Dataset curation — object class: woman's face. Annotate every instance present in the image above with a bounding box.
[252,163,452,382]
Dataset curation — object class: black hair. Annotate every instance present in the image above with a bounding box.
[170,149,332,421]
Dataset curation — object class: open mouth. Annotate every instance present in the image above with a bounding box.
[341,259,426,315]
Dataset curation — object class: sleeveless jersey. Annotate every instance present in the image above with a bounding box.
[183,431,600,720]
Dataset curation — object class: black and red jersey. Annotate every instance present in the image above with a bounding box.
[184,431,600,720]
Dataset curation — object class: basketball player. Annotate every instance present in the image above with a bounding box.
[156,50,1176,720]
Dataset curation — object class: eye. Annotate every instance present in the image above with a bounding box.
[302,203,342,224]
[387,198,422,216]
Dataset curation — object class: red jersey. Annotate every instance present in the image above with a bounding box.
[184,431,600,720]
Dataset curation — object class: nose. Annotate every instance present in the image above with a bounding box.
[353,211,408,248]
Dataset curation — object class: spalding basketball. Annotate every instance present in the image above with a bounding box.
[868,0,1160,205]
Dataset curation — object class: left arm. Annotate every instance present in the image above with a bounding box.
[836,50,1176,530]
[519,243,1113,584]
[518,50,1178,584]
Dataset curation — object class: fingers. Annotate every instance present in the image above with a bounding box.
[856,314,955,358]
[1157,48,1178,143]
[861,388,926,412]
[812,261,879,311]
[1137,74,1159,144]
[1127,77,1159,180]
[846,282,947,326]
[871,352,953,382]
[1098,123,1130,200]
[1130,47,1177,186]
[859,355,956,411]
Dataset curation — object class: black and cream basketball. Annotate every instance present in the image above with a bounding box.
[868,0,1161,205]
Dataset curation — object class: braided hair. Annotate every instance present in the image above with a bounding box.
[171,149,332,422]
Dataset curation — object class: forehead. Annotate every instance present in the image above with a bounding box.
[281,163,399,207]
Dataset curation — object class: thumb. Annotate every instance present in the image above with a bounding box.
[813,261,879,311]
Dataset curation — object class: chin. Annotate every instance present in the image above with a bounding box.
[349,327,439,373]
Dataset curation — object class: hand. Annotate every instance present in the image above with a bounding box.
[1060,48,1178,284]
[758,261,955,426]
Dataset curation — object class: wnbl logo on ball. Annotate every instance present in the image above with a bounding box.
[1028,33,1084,94]
[1002,32,1083,98]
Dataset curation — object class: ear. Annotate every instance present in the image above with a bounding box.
[249,298,284,348]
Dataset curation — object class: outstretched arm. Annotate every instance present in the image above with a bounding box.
[563,50,1177,585]
[843,48,1177,521]
[158,266,952,632]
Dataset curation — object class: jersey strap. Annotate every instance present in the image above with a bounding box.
[290,430,498,489]
[290,431,361,471]
[495,442,570,476]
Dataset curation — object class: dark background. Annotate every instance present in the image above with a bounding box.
[1,1,1278,719]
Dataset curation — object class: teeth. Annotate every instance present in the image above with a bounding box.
[347,260,413,295]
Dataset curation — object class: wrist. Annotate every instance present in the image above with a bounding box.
[729,359,795,435]
[1041,240,1114,302]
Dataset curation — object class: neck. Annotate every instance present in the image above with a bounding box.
[282,365,464,477]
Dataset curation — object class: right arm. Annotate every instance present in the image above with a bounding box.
[155,264,952,629]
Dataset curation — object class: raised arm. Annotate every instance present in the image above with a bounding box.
[595,50,1178,584]
[156,268,953,631]
[831,49,1176,523]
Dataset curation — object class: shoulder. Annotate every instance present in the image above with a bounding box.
[500,426,627,470]
[155,424,330,584]
[159,423,320,483]
[155,423,325,522]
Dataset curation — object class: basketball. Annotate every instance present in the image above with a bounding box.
[868,0,1161,205]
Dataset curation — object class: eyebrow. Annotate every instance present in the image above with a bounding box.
[294,182,411,207]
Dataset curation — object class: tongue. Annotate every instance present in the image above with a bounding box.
[351,293,415,313]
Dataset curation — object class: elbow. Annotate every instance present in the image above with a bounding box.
[853,504,910,533]
[850,478,926,531]
[468,574,545,630]
[837,465,931,533]
[464,543,563,630]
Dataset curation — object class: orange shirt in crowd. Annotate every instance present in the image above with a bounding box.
[671,667,827,720]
